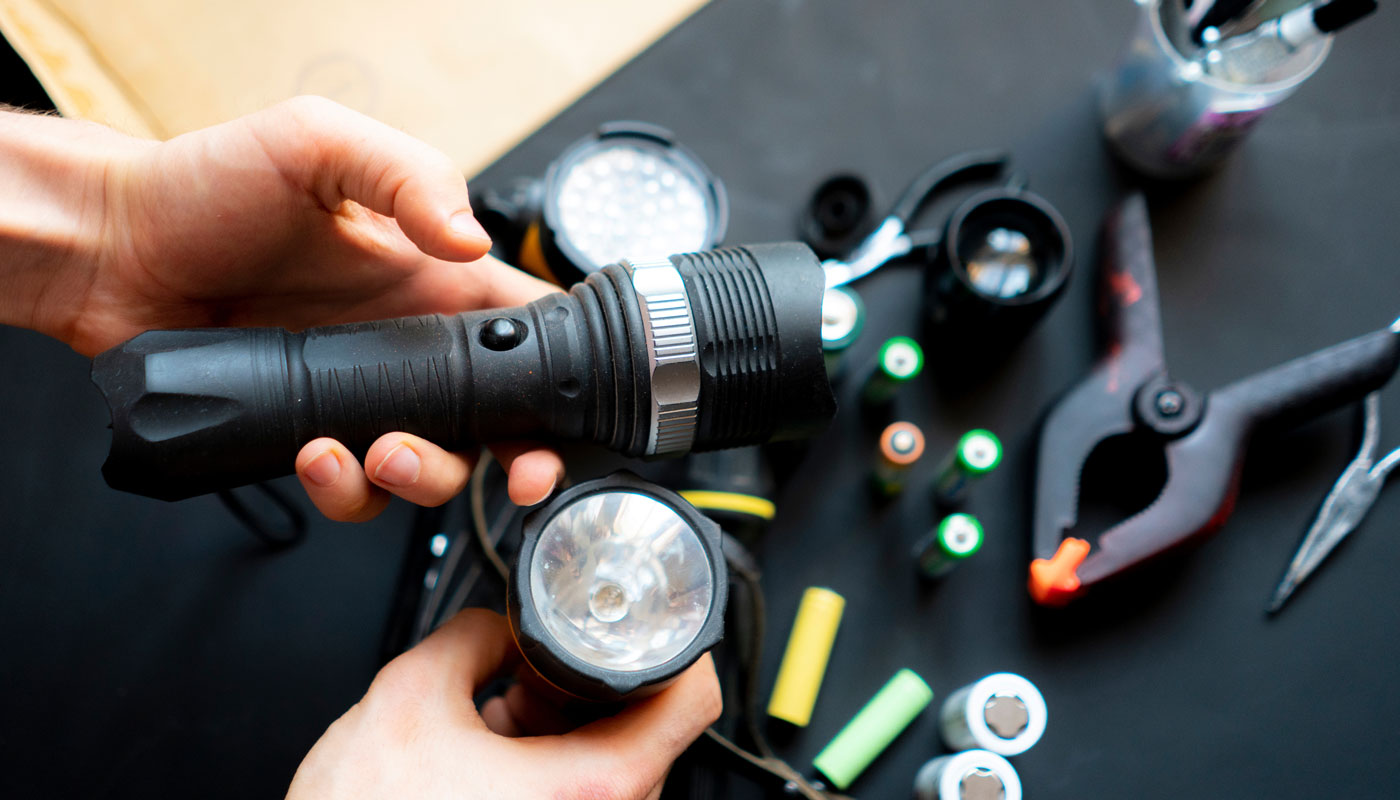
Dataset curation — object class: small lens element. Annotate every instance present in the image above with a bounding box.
[588,581,631,623]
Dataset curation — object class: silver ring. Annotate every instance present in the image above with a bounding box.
[624,258,701,456]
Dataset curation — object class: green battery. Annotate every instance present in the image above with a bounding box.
[914,513,984,578]
[932,429,1002,505]
[821,286,865,379]
[812,668,934,790]
[860,336,924,406]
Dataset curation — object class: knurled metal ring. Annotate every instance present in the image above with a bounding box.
[624,257,701,456]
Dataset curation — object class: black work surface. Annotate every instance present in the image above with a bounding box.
[3,2,1399,798]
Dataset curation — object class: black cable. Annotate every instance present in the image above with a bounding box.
[216,482,307,549]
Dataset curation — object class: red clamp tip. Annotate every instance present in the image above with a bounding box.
[1029,538,1091,606]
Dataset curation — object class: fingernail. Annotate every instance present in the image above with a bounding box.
[449,211,492,246]
[524,475,558,506]
[375,444,421,487]
[303,450,341,487]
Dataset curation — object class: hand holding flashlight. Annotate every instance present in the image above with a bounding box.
[0,98,564,516]
[287,609,721,800]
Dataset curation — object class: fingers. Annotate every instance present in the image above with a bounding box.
[489,441,565,507]
[479,697,522,737]
[500,682,573,737]
[409,608,521,697]
[298,432,557,521]
[258,95,491,262]
[363,433,476,507]
[296,438,391,522]
[542,655,722,795]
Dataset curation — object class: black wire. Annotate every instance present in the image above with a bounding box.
[216,482,307,549]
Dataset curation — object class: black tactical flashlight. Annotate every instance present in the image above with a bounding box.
[92,243,835,501]
[509,470,726,702]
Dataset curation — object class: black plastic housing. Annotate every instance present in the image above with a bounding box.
[924,188,1073,351]
[92,243,835,501]
[507,470,727,702]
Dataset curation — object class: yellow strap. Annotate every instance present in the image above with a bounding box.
[679,490,776,521]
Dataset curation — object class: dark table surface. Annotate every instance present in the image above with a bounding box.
[3,2,1399,798]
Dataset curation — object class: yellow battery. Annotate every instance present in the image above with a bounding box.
[767,587,846,727]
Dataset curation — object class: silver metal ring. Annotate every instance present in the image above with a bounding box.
[624,257,701,456]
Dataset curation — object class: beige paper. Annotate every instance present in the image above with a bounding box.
[0,0,707,176]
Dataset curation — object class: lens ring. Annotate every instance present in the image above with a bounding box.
[944,189,1072,308]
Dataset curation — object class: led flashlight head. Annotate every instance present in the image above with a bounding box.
[539,122,729,285]
[927,188,1072,350]
[508,471,727,702]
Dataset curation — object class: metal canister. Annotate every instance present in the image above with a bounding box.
[1098,0,1331,178]
[914,513,984,579]
[940,672,1047,757]
[913,750,1022,800]
[821,286,865,379]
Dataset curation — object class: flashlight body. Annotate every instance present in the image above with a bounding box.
[93,244,835,501]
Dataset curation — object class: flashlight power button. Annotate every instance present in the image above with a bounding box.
[479,317,527,351]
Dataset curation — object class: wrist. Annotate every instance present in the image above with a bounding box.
[0,109,150,345]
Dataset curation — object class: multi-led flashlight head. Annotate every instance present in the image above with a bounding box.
[508,471,727,702]
[530,122,729,286]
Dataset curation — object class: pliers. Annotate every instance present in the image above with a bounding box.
[821,150,1008,289]
[1029,194,1400,606]
[1267,391,1400,613]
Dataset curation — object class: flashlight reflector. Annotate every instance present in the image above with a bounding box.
[530,491,713,672]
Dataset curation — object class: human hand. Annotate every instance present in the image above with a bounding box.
[286,609,722,800]
[1,97,564,515]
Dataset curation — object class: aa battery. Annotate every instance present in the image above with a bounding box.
[940,672,1046,757]
[821,287,865,379]
[767,587,846,727]
[873,421,925,496]
[932,429,1002,505]
[914,513,983,579]
[812,668,933,791]
[860,336,924,406]
[913,750,1022,800]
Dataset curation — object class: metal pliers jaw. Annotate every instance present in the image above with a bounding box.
[1029,194,1400,606]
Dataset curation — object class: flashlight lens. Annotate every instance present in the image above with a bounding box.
[963,226,1040,299]
[554,144,713,270]
[530,490,715,672]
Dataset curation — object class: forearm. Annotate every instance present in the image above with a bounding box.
[0,108,146,341]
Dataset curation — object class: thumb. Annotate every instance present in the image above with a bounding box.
[540,655,722,798]
[257,95,493,262]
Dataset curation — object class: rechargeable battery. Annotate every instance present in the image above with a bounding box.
[914,513,984,578]
[913,749,1022,800]
[812,668,934,790]
[860,336,923,406]
[932,429,1002,505]
[940,672,1047,757]
[821,287,865,379]
[767,587,846,727]
[873,421,925,496]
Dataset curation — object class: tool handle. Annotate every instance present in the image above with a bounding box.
[887,150,1007,226]
[1217,326,1400,434]
[91,302,578,501]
